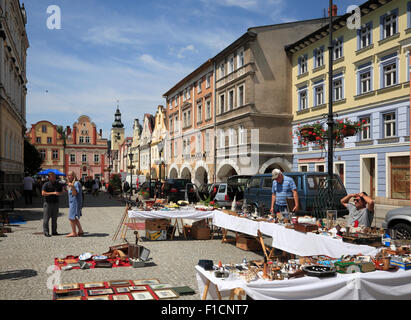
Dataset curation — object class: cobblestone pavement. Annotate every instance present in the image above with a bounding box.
[0,191,263,300]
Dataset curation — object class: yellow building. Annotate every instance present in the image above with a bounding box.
[151,105,167,181]
[286,0,410,205]
[27,121,65,174]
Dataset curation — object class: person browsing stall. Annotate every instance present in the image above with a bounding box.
[340,192,374,227]
[270,169,299,218]
[41,172,63,237]
[66,171,84,237]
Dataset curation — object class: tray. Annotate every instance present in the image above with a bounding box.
[294,223,318,233]
[342,233,381,245]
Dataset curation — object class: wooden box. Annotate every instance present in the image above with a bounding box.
[192,225,210,240]
[236,235,261,251]
[145,219,170,231]
[146,230,167,241]
[294,223,318,233]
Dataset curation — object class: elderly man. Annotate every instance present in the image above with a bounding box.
[41,172,63,237]
[270,169,299,218]
[340,192,375,227]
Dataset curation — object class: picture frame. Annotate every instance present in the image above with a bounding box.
[154,289,179,299]
[129,286,147,291]
[87,288,114,296]
[149,283,172,290]
[132,279,160,285]
[54,289,83,300]
[131,291,155,300]
[108,280,131,287]
[115,287,130,294]
[87,295,111,300]
[55,283,79,291]
[83,282,106,289]
[112,294,131,301]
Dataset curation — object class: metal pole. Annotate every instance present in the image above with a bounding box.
[327,0,334,184]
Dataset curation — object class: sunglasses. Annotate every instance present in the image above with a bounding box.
[354,198,364,203]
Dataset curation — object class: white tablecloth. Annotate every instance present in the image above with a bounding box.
[212,210,260,237]
[195,265,411,300]
[259,221,380,258]
[128,208,215,220]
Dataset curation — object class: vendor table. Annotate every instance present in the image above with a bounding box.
[128,207,215,220]
[196,265,411,300]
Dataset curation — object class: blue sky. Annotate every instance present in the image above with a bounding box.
[24,0,364,139]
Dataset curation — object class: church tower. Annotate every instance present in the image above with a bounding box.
[110,104,125,152]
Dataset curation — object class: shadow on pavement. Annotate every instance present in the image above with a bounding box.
[0,269,38,281]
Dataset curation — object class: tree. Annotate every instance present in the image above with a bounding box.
[56,125,67,148]
[24,139,43,175]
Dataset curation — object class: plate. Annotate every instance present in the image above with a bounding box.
[92,255,108,262]
[79,253,93,261]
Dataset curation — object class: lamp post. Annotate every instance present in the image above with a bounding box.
[128,152,134,200]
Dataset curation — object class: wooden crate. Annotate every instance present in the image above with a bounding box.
[192,226,211,240]
[145,219,170,231]
[236,235,261,251]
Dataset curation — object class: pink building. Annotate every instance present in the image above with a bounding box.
[64,115,109,183]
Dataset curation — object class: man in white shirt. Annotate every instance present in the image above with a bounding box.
[23,173,35,205]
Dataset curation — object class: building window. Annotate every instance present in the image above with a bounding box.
[47,137,52,144]
[299,164,309,172]
[175,95,179,107]
[228,128,236,146]
[313,83,324,106]
[298,54,308,75]
[197,79,202,94]
[79,136,84,144]
[39,149,46,160]
[219,130,225,148]
[228,89,234,110]
[383,112,396,138]
[70,154,76,163]
[174,141,178,157]
[206,100,211,120]
[82,154,87,163]
[228,55,234,74]
[197,103,202,123]
[174,115,178,133]
[169,118,173,133]
[358,23,372,50]
[381,10,398,39]
[36,137,41,144]
[237,85,244,107]
[408,2,411,29]
[205,132,210,152]
[94,154,100,163]
[390,156,410,200]
[85,136,90,144]
[333,76,344,101]
[219,94,225,114]
[52,150,59,160]
[196,134,201,153]
[239,126,246,145]
[314,46,324,68]
[333,37,343,60]
[187,87,191,99]
[360,70,372,94]
[298,88,308,111]
[359,116,371,140]
[206,74,211,88]
[42,125,47,133]
[237,49,244,68]
[383,62,397,87]
[219,63,225,79]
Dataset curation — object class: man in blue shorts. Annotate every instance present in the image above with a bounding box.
[270,169,299,219]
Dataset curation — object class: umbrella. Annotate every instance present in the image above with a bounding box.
[37,169,66,176]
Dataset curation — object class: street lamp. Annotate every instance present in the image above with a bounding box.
[128,152,134,200]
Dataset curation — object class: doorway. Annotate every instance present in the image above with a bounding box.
[361,157,376,199]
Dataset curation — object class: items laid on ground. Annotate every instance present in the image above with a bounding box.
[53,279,195,300]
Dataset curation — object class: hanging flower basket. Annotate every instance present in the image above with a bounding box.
[341,125,357,137]
[336,119,365,138]
[295,123,326,146]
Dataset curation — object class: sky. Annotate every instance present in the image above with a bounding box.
[23,0,364,139]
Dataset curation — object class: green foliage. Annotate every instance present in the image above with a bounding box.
[24,139,43,175]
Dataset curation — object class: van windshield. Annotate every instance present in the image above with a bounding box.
[306,175,345,192]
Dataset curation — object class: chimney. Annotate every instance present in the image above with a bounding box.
[66,126,71,136]
[328,4,338,17]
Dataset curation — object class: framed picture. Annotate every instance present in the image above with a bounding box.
[132,279,160,285]
[84,282,106,289]
[87,295,111,300]
[87,288,114,296]
[112,294,131,301]
[131,291,154,300]
[108,280,131,287]
[54,289,83,300]
[55,283,79,290]
[149,284,172,290]
[115,287,130,294]
[129,286,147,291]
[155,289,179,299]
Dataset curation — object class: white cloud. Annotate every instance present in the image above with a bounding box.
[177,44,196,59]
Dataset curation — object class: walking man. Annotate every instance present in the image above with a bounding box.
[270,169,299,219]
[41,172,63,237]
[23,173,35,205]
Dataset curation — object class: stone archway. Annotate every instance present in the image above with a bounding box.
[194,166,208,186]
[259,157,292,174]
[180,166,192,181]
[168,163,179,179]
[217,164,238,183]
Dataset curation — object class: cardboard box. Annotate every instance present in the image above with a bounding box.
[236,235,261,251]
[146,230,167,241]
[192,226,210,240]
[145,219,170,231]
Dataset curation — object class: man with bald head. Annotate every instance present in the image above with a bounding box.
[41,172,63,237]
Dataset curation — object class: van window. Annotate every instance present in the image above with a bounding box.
[218,184,226,193]
[306,175,345,192]
[262,178,272,189]
[248,177,261,188]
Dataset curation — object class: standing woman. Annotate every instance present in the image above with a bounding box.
[67,171,84,237]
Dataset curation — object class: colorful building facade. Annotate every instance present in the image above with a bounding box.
[287,0,410,205]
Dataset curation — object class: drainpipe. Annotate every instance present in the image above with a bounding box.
[213,61,217,183]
